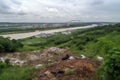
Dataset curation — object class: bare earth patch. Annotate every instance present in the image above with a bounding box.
[0,47,100,80]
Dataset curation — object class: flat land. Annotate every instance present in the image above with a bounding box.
[0,25,97,39]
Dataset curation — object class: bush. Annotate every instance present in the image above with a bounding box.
[97,48,120,80]
[94,38,115,56]
[0,44,4,52]
[0,60,12,74]
[0,37,23,53]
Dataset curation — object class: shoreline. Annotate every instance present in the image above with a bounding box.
[0,24,97,40]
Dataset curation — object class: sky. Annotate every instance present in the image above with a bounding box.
[0,0,120,22]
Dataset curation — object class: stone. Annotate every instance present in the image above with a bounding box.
[62,54,70,60]
[35,64,43,68]
[69,56,75,60]
[81,55,86,59]
[97,56,103,61]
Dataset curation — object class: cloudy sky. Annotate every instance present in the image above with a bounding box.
[0,0,120,22]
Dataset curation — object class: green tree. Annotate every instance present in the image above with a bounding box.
[0,37,23,53]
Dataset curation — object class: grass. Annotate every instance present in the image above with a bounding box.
[18,24,120,59]
[0,67,35,80]
[0,61,35,80]
[17,45,41,51]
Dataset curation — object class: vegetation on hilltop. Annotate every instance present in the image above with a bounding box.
[97,48,120,80]
[0,23,120,80]
[20,24,120,58]
[20,23,120,80]
[0,37,23,53]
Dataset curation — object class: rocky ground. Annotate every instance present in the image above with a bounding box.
[0,47,100,80]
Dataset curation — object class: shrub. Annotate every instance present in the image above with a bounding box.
[94,38,115,56]
[97,48,120,80]
[0,37,23,53]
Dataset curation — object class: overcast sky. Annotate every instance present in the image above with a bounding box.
[0,0,120,22]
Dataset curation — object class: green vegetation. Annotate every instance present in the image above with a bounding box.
[0,61,35,80]
[20,24,120,58]
[1,23,120,80]
[0,37,23,53]
[0,28,34,35]
[19,23,120,80]
[97,48,120,80]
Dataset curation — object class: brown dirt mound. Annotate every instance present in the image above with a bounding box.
[34,59,99,80]
[0,47,100,80]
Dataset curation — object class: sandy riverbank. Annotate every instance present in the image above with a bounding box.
[0,24,97,39]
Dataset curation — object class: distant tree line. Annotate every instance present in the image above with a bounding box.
[0,37,23,53]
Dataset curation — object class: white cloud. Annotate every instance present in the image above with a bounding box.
[0,0,120,22]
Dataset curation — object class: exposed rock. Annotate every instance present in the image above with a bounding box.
[44,71,55,78]
[62,54,70,60]
[35,64,43,69]
[48,59,52,62]
[97,56,103,61]
[44,47,65,53]
[81,55,86,59]
[39,74,47,78]
[27,54,39,60]
[10,59,27,66]
[69,56,75,60]
[0,57,26,67]
[51,70,65,77]
[35,59,99,80]
[0,57,5,62]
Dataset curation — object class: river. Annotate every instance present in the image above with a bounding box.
[0,24,97,40]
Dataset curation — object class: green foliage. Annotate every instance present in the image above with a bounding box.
[53,35,71,45]
[93,38,115,56]
[97,48,120,80]
[0,61,35,80]
[0,67,34,80]
[0,37,23,53]
[21,23,120,59]
[0,60,12,74]
[0,44,4,52]
[1,23,120,80]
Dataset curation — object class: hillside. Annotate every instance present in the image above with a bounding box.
[0,24,120,80]
[20,23,120,58]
